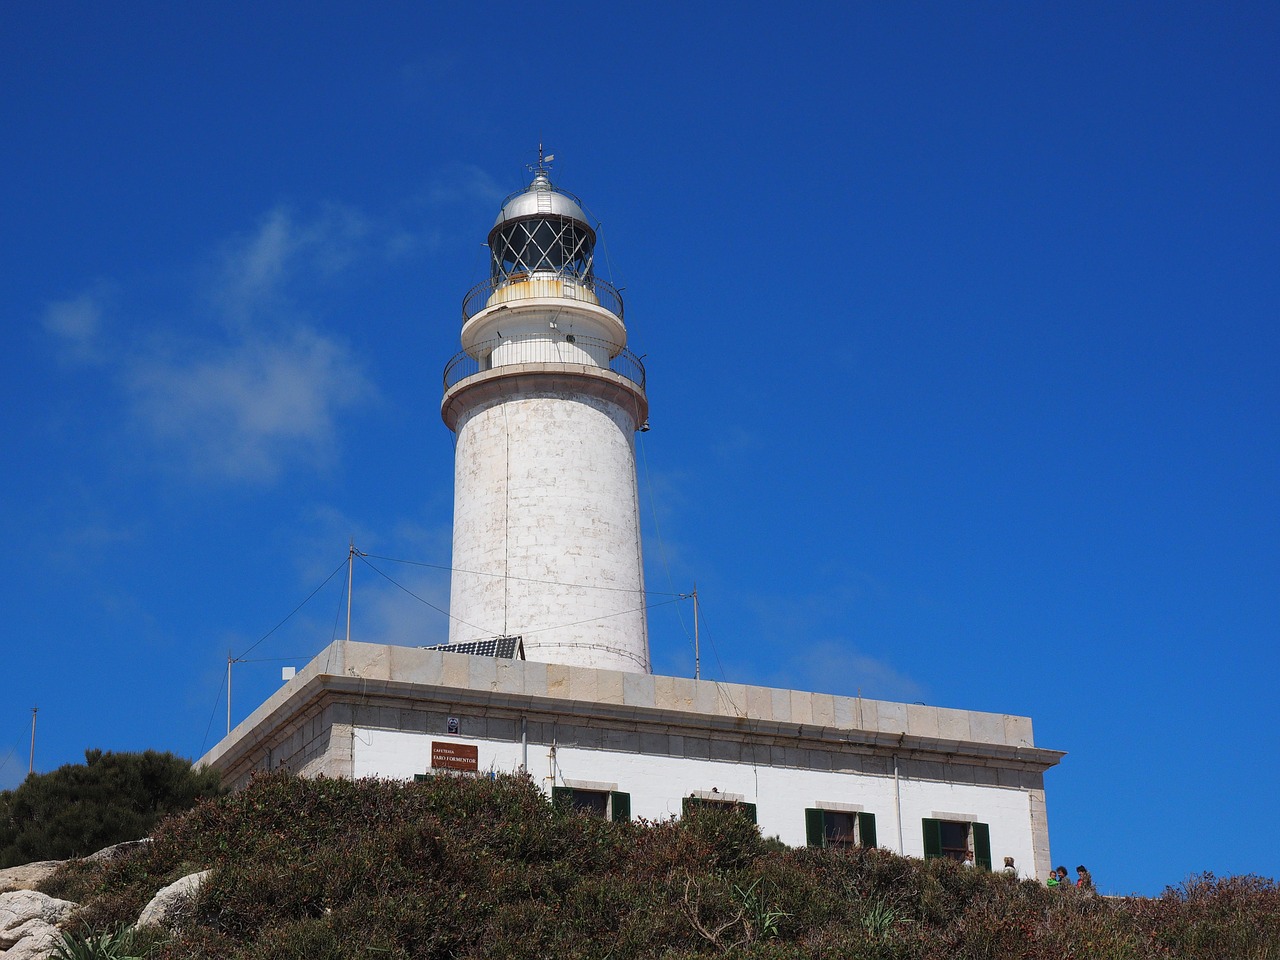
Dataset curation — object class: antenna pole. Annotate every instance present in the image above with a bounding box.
[28,707,37,776]
[226,654,233,735]
[693,585,700,681]
[346,540,355,644]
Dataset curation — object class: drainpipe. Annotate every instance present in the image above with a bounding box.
[521,716,528,773]
[893,734,906,854]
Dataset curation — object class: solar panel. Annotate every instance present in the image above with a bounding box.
[420,635,524,660]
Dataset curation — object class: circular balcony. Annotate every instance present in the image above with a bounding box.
[462,274,624,323]
[443,335,645,391]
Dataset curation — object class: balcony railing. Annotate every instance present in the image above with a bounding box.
[461,274,624,323]
[443,335,646,392]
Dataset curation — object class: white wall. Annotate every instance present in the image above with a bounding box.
[352,726,1040,878]
[448,390,649,673]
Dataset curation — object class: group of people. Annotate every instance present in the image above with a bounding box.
[1046,864,1093,890]
[959,853,1094,891]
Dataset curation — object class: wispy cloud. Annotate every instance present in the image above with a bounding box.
[780,639,926,703]
[214,204,373,326]
[42,172,498,486]
[42,290,110,365]
[126,327,371,482]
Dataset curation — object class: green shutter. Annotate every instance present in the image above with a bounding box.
[610,791,631,823]
[552,786,572,812]
[805,808,825,847]
[858,812,877,849]
[971,822,992,870]
[740,802,758,824]
[922,818,942,860]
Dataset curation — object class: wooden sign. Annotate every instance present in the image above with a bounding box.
[431,741,478,772]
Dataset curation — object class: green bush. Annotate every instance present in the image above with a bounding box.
[0,750,224,867]
[32,771,1280,960]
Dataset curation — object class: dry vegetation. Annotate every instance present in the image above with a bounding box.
[39,772,1280,959]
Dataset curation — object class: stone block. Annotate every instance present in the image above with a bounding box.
[789,690,814,725]
[906,704,941,739]
[1003,714,1033,746]
[694,681,720,715]
[639,731,668,756]
[546,664,572,699]
[683,737,710,760]
[806,748,832,771]
[714,682,749,717]
[624,672,656,708]
[389,647,443,686]
[967,711,1004,745]
[569,668,600,702]
[521,660,549,698]
[493,660,524,694]
[746,685,774,720]
[343,643,389,679]
[875,700,907,733]
[469,657,498,690]
[655,676,695,711]
[604,728,640,752]
[770,689,792,723]
[708,737,741,763]
[832,696,854,729]
[936,709,971,741]
[811,693,836,727]
[488,717,517,741]
[596,669,626,705]
[441,653,471,690]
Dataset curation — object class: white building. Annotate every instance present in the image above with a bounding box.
[201,159,1063,878]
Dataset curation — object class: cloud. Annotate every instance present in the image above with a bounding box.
[42,291,109,365]
[781,639,927,703]
[126,326,372,483]
[214,204,373,326]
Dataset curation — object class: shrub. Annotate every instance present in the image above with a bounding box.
[0,750,223,867]
[34,772,1280,960]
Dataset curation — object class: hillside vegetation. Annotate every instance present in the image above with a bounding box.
[0,750,224,868]
[40,772,1280,959]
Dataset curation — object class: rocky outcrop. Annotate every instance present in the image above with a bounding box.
[0,890,76,958]
[0,843,202,958]
[85,839,150,864]
[0,864,62,896]
[136,870,210,930]
[1,919,64,960]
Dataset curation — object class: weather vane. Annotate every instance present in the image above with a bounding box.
[528,141,555,176]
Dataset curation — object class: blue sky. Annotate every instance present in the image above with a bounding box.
[2,1,1276,896]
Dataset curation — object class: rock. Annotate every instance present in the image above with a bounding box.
[0,863,64,895]
[0,918,64,960]
[0,891,77,947]
[84,839,151,863]
[136,870,210,929]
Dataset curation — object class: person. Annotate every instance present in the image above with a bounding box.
[962,850,976,868]
[1046,870,1060,888]
[1050,865,1069,888]
[1002,856,1017,876]
[1076,865,1094,891]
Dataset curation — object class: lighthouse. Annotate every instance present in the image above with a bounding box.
[441,156,651,673]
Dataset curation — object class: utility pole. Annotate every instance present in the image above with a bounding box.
[227,653,233,736]
[692,585,700,681]
[28,706,37,776]
[346,539,356,644]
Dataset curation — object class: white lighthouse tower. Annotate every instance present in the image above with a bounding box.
[441,156,651,673]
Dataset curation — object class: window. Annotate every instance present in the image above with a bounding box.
[682,795,758,824]
[805,809,877,849]
[552,786,631,823]
[922,818,991,869]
